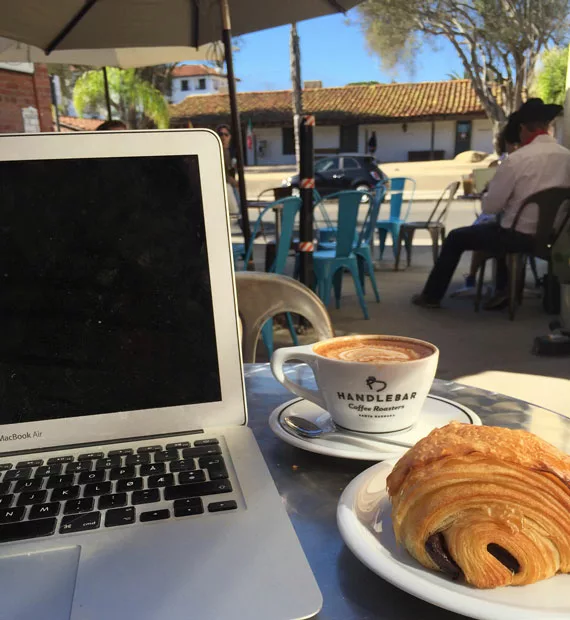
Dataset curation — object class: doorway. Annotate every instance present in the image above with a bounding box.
[454,120,472,155]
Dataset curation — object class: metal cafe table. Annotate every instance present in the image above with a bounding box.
[244,363,570,620]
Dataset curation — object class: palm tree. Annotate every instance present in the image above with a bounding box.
[73,67,169,129]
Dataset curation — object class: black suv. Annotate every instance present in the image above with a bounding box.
[282,154,387,195]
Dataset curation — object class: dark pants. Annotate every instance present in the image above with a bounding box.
[422,223,534,301]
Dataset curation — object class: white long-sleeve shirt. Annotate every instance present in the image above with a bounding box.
[482,135,570,234]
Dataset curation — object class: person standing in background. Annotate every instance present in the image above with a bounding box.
[367,131,377,156]
[216,124,241,222]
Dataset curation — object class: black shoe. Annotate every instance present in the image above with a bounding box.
[483,293,509,311]
[411,294,441,309]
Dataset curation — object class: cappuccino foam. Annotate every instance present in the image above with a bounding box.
[316,337,433,363]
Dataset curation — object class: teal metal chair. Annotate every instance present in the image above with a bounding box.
[312,190,370,319]
[376,177,416,259]
[240,196,302,356]
[354,182,386,301]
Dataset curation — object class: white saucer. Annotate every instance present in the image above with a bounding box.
[337,460,570,620]
[268,395,481,461]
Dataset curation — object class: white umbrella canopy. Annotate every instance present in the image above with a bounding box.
[0,0,359,52]
[0,37,223,68]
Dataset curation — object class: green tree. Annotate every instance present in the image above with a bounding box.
[346,80,382,85]
[534,46,568,106]
[357,0,570,140]
[73,67,170,129]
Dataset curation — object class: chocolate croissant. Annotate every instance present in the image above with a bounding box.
[387,421,570,588]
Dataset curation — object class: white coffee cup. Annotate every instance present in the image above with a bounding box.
[271,335,439,433]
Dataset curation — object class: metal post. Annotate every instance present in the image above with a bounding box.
[221,0,251,253]
[290,23,303,171]
[299,115,315,287]
[430,120,435,160]
[50,75,61,132]
[102,67,112,121]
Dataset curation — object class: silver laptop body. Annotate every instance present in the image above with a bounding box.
[0,130,322,620]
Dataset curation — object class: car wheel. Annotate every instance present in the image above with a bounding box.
[355,183,371,202]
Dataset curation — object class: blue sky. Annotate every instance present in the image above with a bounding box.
[231,8,464,92]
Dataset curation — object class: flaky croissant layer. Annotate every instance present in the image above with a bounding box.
[387,422,570,588]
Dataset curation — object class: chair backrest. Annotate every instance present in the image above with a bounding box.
[512,187,570,259]
[328,190,368,257]
[235,272,335,363]
[242,196,301,271]
[427,181,461,225]
[357,183,386,247]
[256,185,293,201]
[388,177,416,221]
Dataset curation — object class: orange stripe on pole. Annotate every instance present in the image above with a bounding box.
[304,115,315,126]
[298,241,314,252]
[300,178,315,189]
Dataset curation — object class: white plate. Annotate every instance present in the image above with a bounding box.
[337,460,570,620]
[269,395,481,461]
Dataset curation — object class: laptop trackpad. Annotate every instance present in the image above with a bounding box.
[0,546,80,620]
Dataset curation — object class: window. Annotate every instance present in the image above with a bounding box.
[314,157,339,173]
[340,125,359,153]
[197,78,207,90]
[282,127,295,155]
[342,157,359,170]
[181,79,189,91]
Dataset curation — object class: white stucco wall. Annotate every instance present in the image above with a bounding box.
[170,76,224,104]
[359,121,456,162]
[254,127,295,166]
[471,118,494,154]
[314,125,340,151]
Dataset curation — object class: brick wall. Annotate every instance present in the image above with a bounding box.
[0,64,53,133]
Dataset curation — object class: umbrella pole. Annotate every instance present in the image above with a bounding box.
[102,67,112,121]
[299,116,314,287]
[220,0,251,254]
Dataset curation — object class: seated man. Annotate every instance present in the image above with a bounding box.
[413,98,569,309]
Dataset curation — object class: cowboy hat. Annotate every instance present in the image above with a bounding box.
[513,98,563,125]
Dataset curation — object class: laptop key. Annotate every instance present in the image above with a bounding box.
[29,502,60,519]
[109,466,135,480]
[194,439,219,446]
[5,468,31,481]
[105,506,135,527]
[14,478,43,492]
[64,498,94,514]
[0,495,13,508]
[131,489,160,505]
[66,461,92,474]
[147,474,174,488]
[0,464,12,471]
[108,449,133,457]
[169,459,195,473]
[165,441,190,449]
[0,506,25,523]
[178,470,206,485]
[0,517,56,542]
[164,480,232,501]
[173,498,204,517]
[140,509,169,522]
[46,474,75,489]
[198,456,228,480]
[83,482,112,497]
[0,482,11,495]
[60,512,100,534]
[116,478,143,493]
[95,457,121,469]
[182,446,222,458]
[35,464,62,477]
[153,449,178,463]
[47,456,74,465]
[51,486,80,501]
[16,459,43,468]
[17,490,47,505]
[137,445,162,453]
[208,500,237,513]
[78,452,104,461]
[125,454,150,466]
[140,463,165,476]
[78,470,105,485]
[98,493,127,510]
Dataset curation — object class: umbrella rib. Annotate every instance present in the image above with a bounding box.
[45,0,98,54]
[191,0,200,48]
[325,0,349,12]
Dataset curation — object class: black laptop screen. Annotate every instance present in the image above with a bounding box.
[0,154,221,425]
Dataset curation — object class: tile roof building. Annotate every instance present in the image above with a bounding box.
[170,80,495,164]
[170,63,229,105]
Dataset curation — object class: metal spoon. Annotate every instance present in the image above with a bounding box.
[283,414,413,449]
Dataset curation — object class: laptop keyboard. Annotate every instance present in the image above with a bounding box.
[0,437,238,544]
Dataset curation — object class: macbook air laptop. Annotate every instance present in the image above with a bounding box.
[473,167,497,194]
[0,130,322,620]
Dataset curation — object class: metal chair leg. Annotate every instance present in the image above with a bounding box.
[475,259,486,312]
[429,228,439,264]
[508,254,521,321]
[394,229,404,271]
[404,228,415,267]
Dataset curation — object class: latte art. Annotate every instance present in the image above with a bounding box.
[316,337,433,363]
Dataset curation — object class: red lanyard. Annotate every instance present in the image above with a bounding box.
[521,130,548,147]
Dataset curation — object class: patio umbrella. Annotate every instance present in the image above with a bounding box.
[0,0,362,252]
